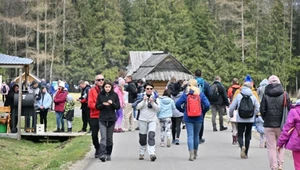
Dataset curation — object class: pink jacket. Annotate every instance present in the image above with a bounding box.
[114,85,125,108]
[277,105,300,151]
[54,90,68,112]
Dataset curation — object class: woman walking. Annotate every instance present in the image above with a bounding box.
[171,82,184,145]
[175,79,210,161]
[113,77,125,132]
[96,81,120,162]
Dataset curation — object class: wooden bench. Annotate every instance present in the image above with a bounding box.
[0,106,11,133]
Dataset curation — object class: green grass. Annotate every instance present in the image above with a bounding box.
[69,92,83,107]
[0,112,91,170]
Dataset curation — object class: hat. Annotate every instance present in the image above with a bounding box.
[118,77,125,86]
[244,75,253,82]
[67,94,73,102]
[268,75,281,84]
[58,81,65,88]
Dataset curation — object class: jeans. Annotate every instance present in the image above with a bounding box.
[90,118,100,150]
[39,109,49,130]
[237,123,253,156]
[171,117,183,140]
[55,112,64,129]
[185,122,202,151]
[81,107,90,131]
[99,121,115,156]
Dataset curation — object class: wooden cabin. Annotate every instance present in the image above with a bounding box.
[13,73,41,85]
[127,52,194,95]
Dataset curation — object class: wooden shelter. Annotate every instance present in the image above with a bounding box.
[13,73,41,85]
[127,52,194,94]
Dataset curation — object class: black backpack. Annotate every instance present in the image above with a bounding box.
[238,93,254,118]
[2,86,7,93]
[209,84,219,102]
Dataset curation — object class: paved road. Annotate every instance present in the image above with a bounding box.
[70,119,295,170]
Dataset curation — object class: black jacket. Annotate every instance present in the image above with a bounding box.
[95,90,120,122]
[4,85,18,109]
[260,84,291,128]
[79,85,91,109]
[209,81,229,106]
[126,81,137,103]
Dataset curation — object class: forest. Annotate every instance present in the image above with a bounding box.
[0,0,300,94]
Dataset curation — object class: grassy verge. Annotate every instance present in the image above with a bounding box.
[0,111,91,170]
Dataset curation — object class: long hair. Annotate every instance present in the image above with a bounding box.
[186,79,200,95]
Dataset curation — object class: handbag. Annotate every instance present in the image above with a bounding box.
[280,92,288,130]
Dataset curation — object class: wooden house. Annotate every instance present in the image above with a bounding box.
[127,51,194,94]
[13,73,41,84]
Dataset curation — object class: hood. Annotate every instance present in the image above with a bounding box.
[264,84,284,97]
[240,86,253,96]
[160,96,173,105]
[259,79,268,87]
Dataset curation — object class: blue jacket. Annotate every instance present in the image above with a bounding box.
[36,92,53,109]
[175,91,210,123]
[157,96,176,119]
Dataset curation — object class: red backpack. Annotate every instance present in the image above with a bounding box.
[186,94,202,117]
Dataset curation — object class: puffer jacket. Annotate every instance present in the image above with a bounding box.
[157,96,175,119]
[260,84,291,128]
[136,92,160,122]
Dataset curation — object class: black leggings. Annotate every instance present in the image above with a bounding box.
[171,117,183,140]
[39,109,49,130]
[237,123,253,156]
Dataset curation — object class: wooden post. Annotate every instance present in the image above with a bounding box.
[17,68,23,140]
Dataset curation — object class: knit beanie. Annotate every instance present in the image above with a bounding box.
[244,75,253,82]
[268,75,281,84]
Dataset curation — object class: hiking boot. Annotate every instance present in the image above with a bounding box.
[240,146,246,159]
[150,154,156,162]
[67,128,72,133]
[118,128,124,133]
[193,150,198,160]
[200,138,205,144]
[213,128,218,132]
[113,128,118,133]
[99,155,106,162]
[166,138,171,147]
[139,154,144,160]
[189,150,194,161]
[94,149,100,158]
[220,126,228,131]
[53,129,60,133]
[106,155,111,161]
[60,128,65,132]
[175,139,180,145]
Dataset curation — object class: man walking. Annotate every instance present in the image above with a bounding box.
[124,75,137,131]
[78,80,91,132]
[88,74,104,158]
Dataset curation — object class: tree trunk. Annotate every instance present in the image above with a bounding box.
[25,0,28,58]
[36,0,40,78]
[14,24,18,77]
[289,0,293,61]
[50,0,58,83]
[241,0,245,63]
[45,0,47,80]
[62,0,66,78]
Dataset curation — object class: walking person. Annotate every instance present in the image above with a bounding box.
[1,82,9,102]
[260,75,291,170]
[78,80,91,133]
[277,90,300,170]
[96,81,120,162]
[176,79,210,161]
[88,74,105,158]
[53,81,68,132]
[171,82,184,145]
[36,86,52,132]
[229,80,260,159]
[124,75,137,131]
[157,89,175,147]
[255,113,266,148]
[209,76,229,132]
[136,82,160,161]
[114,77,126,132]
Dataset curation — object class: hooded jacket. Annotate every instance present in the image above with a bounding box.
[257,79,268,101]
[260,84,290,128]
[36,91,52,109]
[96,89,120,122]
[277,101,300,151]
[54,89,68,112]
[88,86,101,119]
[171,92,184,117]
[136,92,160,122]
[229,86,260,123]
[157,96,176,119]
[227,84,240,103]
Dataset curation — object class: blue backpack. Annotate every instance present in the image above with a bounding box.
[195,77,205,93]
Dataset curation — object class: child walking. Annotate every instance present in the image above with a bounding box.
[157,89,175,147]
[255,113,265,148]
[64,95,75,133]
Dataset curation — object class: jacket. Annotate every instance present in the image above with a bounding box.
[210,81,229,106]
[195,77,212,98]
[79,85,91,109]
[54,90,68,112]
[63,100,75,121]
[4,84,18,109]
[232,86,259,102]
[88,86,101,119]
[0,84,9,95]
[227,84,240,103]
[175,90,210,123]
[257,79,268,101]
[36,92,52,109]
[277,103,300,151]
[229,86,260,123]
[255,116,264,134]
[157,96,176,119]
[171,92,184,117]
[260,84,291,128]
[114,84,125,108]
[136,92,160,122]
[96,90,120,122]
[126,81,137,103]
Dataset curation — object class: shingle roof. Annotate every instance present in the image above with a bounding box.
[0,53,34,65]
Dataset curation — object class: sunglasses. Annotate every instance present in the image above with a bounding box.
[96,78,104,82]
[146,88,153,90]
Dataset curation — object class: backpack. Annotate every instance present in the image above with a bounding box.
[186,94,202,117]
[196,78,205,93]
[238,93,254,118]
[230,87,239,102]
[209,84,219,102]
[2,85,7,93]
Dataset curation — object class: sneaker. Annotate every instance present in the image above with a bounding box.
[87,130,92,133]
[278,165,283,170]
[220,126,228,131]
[160,142,165,147]
[150,154,156,162]
[99,155,106,162]
[139,154,144,160]
[172,140,176,144]
[175,139,180,145]
[106,155,111,161]
[182,125,186,129]
[118,128,124,132]
[94,149,100,158]
[53,129,60,133]
[199,138,205,144]
[240,146,246,159]
[213,128,218,132]
[166,138,171,147]
[114,128,118,133]
[135,127,140,130]
[78,130,86,133]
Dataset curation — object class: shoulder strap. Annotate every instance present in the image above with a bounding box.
[283,92,287,107]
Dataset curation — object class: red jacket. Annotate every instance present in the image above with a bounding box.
[54,90,68,112]
[88,86,101,118]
